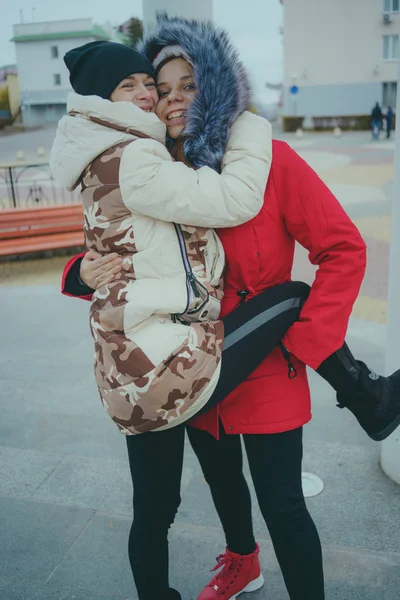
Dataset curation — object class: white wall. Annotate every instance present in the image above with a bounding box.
[22,103,66,126]
[16,36,94,96]
[284,81,382,117]
[142,0,213,28]
[283,0,400,88]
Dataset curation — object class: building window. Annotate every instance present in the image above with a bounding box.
[51,45,59,59]
[382,82,398,107]
[383,35,399,60]
[53,74,61,86]
[383,0,399,12]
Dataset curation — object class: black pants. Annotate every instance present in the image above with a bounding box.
[126,425,325,600]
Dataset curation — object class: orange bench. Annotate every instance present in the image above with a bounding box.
[0,204,85,256]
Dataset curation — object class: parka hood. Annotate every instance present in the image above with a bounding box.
[49,92,166,190]
[138,13,252,172]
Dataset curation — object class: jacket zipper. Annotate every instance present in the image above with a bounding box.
[280,342,297,380]
[172,223,202,321]
[237,289,250,306]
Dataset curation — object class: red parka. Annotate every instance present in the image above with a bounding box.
[62,140,367,439]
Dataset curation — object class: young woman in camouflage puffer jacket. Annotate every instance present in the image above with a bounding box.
[51,35,310,436]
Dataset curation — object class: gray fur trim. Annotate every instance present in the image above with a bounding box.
[138,13,251,172]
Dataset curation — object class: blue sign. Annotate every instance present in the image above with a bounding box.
[290,85,299,95]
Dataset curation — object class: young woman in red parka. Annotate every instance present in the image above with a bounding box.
[61,15,400,600]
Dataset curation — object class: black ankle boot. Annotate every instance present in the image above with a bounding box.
[316,344,400,441]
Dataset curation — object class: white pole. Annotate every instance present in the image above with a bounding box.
[142,0,213,29]
[380,59,400,484]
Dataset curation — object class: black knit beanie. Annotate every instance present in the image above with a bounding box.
[64,41,156,99]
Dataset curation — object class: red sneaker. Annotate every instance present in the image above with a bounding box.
[197,543,264,599]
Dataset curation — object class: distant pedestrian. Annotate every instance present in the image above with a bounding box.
[371,102,383,139]
[386,106,394,139]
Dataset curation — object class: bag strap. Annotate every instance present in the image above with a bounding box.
[68,110,151,140]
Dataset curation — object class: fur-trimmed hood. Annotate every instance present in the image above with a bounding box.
[138,13,251,172]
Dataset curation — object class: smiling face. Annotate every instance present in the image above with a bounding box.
[156,57,196,139]
[110,73,158,112]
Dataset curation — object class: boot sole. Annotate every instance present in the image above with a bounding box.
[368,412,400,441]
[231,574,265,599]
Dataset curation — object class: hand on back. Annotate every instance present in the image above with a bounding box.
[80,250,126,289]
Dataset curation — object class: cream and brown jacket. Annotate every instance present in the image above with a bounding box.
[50,93,272,434]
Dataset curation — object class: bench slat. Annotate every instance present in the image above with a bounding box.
[0,223,84,240]
[0,204,83,227]
[0,231,85,256]
[0,204,85,256]
[0,215,84,228]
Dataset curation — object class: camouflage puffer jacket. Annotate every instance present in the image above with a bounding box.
[50,93,272,434]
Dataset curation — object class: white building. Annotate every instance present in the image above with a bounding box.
[282,0,399,120]
[12,19,110,126]
[142,0,213,28]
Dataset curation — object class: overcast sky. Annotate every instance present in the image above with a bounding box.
[0,0,283,104]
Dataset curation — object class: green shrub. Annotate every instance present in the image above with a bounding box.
[282,116,304,132]
[283,114,396,132]
[312,114,371,131]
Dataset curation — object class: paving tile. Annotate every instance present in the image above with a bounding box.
[0,577,133,600]
[0,496,94,582]
[31,454,134,514]
[0,405,128,460]
[0,445,63,499]
[0,377,97,416]
[45,512,135,597]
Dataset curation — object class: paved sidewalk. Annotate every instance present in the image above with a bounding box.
[0,285,399,600]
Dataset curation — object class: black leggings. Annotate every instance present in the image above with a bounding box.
[199,280,310,414]
[126,424,325,600]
